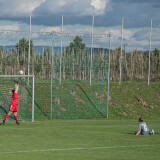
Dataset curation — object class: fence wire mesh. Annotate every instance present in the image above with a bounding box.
[0,30,110,120]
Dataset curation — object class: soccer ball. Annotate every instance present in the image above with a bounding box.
[19,70,24,75]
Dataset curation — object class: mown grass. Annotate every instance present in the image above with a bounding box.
[0,119,160,160]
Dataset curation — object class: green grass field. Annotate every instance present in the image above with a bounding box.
[0,119,160,160]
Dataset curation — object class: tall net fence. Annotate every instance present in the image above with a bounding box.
[0,30,110,120]
[51,33,110,119]
[1,16,160,120]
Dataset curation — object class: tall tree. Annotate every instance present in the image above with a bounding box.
[154,48,159,57]
[16,37,33,54]
[66,36,86,54]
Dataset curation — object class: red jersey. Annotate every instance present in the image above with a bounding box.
[11,92,19,106]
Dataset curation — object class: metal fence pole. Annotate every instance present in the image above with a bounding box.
[28,13,31,84]
[148,19,152,86]
[60,14,63,85]
[32,75,35,122]
[51,33,54,119]
[107,34,111,119]
[119,18,124,85]
[90,16,94,86]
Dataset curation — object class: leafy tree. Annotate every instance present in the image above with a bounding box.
[16,37,33,54]
[66,36,86,54]
[154,48,159,57]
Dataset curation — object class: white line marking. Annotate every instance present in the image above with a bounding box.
[0,145,155,154]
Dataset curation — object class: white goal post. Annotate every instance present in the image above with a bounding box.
[0,75,35,122]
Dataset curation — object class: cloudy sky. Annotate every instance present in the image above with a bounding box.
[0,0,160,51]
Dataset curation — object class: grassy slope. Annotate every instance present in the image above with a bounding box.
[34,80,160,120]
[109,81,160,119]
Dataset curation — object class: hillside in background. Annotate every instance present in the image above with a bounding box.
[33,80,160,120]
[0,45,110,55]
[109,81,160,119]
[0,79,159,120]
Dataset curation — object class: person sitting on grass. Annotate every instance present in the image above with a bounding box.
[135,117,154,135]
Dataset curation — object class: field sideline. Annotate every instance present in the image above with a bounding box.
[0,119,160,160]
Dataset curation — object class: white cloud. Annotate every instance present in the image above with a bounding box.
[123,29,135,40]
[91,0,109,15]
[0,24,20,31]
[34,0,110,16]
[0,0,46,17]
[0,0,110,18]
[40,26,62,32]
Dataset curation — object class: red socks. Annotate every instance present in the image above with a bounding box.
[3,114,9,122]
[14,116,19,123]
[3,114,19,123]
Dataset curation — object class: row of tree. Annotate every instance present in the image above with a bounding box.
[0,37,160,81]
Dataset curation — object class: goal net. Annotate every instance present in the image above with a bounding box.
[0,75,35,122]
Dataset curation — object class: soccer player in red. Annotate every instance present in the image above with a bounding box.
[3,81,20,125]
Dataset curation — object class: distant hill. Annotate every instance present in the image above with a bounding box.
[0,45,110,55]
[0,45,62,55]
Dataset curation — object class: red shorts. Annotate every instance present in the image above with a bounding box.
[9,104,17,112]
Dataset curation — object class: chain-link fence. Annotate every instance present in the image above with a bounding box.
[0,17,160,120]
[0,30,111,120]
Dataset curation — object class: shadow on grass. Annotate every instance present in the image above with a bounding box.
[128,132,159,135]
[128,132,135,135]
